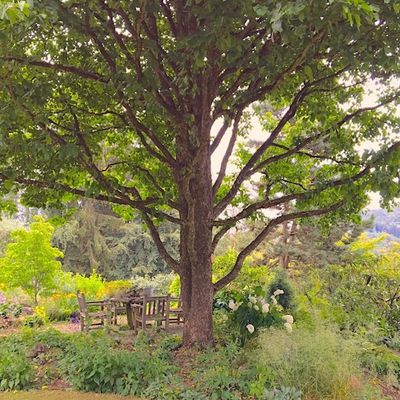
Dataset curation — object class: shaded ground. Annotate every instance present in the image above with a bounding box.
[0,391,140,400]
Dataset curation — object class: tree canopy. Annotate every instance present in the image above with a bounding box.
[0,0,399,345]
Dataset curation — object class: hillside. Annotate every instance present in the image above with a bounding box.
[365,208,400,238]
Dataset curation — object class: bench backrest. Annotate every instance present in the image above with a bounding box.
[76,291,87,313]
[137,295,170,318]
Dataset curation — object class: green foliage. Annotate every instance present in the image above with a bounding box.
[41,293,78,321]
[0,0,31,25]
[0,348,33,391]
[60,337,177,396]
[0,216,63,304]
[0,0,399,347]
[221,289,294,344]
[267,270,296,311]
[213,250,272,292]
[23,306,48,327]
[252,326,365,400]
[52,200,179,279]
[359,342,400,382]
[299,237,400,340]
[262,387,302,400]
[192,343,249,400]
[131,273,175,295]
[0,302,22,318]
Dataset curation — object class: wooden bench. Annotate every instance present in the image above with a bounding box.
[169,297,184,325]
[132,295,171,331]
[76,291,112,332]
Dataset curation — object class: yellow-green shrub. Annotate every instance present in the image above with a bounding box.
[102,280,132,297]
[252,326,368,399]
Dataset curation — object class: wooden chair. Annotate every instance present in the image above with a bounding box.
[110,300,127,325]
[76,291,112,332]
[132,295,170,331]
[169,297,184,325]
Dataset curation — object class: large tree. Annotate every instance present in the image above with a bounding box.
[0,0,399,345]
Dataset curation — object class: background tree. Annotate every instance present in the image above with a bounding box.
[0,0,399,345]
[0,216,63,304]
[52,199,179,279]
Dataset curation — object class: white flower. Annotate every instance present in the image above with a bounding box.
[249,296,257,304]
[246,324,255,334]
[273,289,284,296]
[253,304,259,311]
[270,295,278,305]
[228,300,237,311]
[284,322,293,333]
[282,315,294,324]
[262,303,270,314]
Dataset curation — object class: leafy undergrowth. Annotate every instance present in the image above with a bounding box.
[2,326,400,399]
[0,390,140,400]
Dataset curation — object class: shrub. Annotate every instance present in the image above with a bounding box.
[132,273,176,295]
[262,387,302,400]
[224,289,293,343]
[193,343,249,400]
[0,349,33,391]
[0,302,23,318]
[102,280,132,297]
[60,337,177,396]
[23,306,48,327]
[73,272,105,299]
[267,269,295,311]
[359,342,400,383]
[252,326,366,399]
[42,293,77,321]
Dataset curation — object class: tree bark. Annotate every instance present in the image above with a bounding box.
[176,125,214,347]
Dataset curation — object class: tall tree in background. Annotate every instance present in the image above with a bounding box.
[53,199,179,279]
[0,0,399,345]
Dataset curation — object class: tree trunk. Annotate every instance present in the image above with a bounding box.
[176,125,214,347]
[180,263,214,347]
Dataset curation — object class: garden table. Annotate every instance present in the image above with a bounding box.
[108,296,142,329]
[108,295,183,330]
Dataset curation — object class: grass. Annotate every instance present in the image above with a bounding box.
[0,391,141,400]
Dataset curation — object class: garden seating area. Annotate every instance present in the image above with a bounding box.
[77,290,184,333]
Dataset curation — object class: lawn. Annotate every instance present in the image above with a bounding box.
[0,391,140,400]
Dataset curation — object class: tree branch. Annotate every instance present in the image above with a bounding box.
[210,119,230,153]
[212,111,242,196]
[214,84,310,217]
[1,56,108,82]
[213,200,345,291]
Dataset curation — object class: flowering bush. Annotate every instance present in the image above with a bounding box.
[42,293,77,321]
[227,289,294,342]
[267,270,296,311]
[23,306,48,327]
